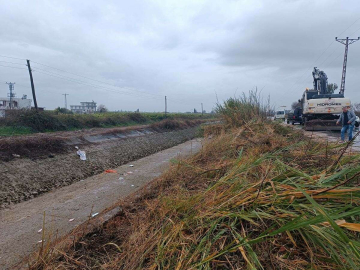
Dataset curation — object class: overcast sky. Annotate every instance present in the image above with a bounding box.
[0,0,360,112]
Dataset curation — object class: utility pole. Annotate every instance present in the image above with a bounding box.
[26,59,38,111]
[335,37,360,95]
[62,93,69,109]
[5,82,15,109]
[201,103,203,116]
[165,96,167,116]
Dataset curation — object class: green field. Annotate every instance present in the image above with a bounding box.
[0,110,215,136]
[0,126,33,136]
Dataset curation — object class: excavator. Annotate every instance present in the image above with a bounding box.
[299,67,351,131]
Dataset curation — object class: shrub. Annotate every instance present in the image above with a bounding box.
[216,90,268,127]
[127,112,147,123]
[54,107,73,115]
[5,110,66,132]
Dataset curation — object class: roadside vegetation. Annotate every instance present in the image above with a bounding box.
[0,118,205,162]
[0,110,214,136]
[29,92,360,269]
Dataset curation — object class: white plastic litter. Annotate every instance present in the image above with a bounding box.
[119,177,126,185]
[69,218,75,222]
[37,240,45,243]
[91,212,99,217]
[77,150,86,161]
[129,164,134,167]
[131,184,134,187]
[38,229,42,233]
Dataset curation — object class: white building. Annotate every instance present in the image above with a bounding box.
[70,101,97,114]
[0,95,32,117]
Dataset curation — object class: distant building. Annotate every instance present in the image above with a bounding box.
[0,95,32,117]
[70,101,97,114]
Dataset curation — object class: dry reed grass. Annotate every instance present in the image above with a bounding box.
[29,120,360,270]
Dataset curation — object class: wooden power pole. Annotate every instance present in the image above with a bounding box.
[165,96,167,116]
[26,59,38,111]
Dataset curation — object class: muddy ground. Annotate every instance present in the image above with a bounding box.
[0,126,199,208]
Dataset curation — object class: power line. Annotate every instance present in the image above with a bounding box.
[0,79,64,95]
[0,55,26,60]
[349,25,360,36]
[0,56,194,107]
[0,64,28,70]
[0,55,192,104]
[31,60,166,98]
[286,17,360,94]
[32,60,191,101]
[34,68,191,106]
[33,68,163,100]
[33,69,166,102]
[337,17,360,37]
[286,28,352,92]
[0,60,26,66]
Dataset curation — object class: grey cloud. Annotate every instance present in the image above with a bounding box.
[0,0,360,113]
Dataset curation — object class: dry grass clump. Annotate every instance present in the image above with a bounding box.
[0,136,67,161]
[215,90,268,127]
[150,119,203,132]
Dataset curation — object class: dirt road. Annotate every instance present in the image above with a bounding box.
[292,123,360,150]
[0,138,203,269]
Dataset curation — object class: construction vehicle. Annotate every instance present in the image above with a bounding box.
[300,67,351,131]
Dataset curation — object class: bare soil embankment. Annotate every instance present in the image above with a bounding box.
[0,120,205,208]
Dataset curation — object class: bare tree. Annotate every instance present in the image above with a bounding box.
[327,83,338,94]
[98,104,108,113]
[353,103,360,112]
[291,101,301,110]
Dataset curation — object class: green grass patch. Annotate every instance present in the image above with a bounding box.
[0,111,216,136]
[0,126,33,136]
